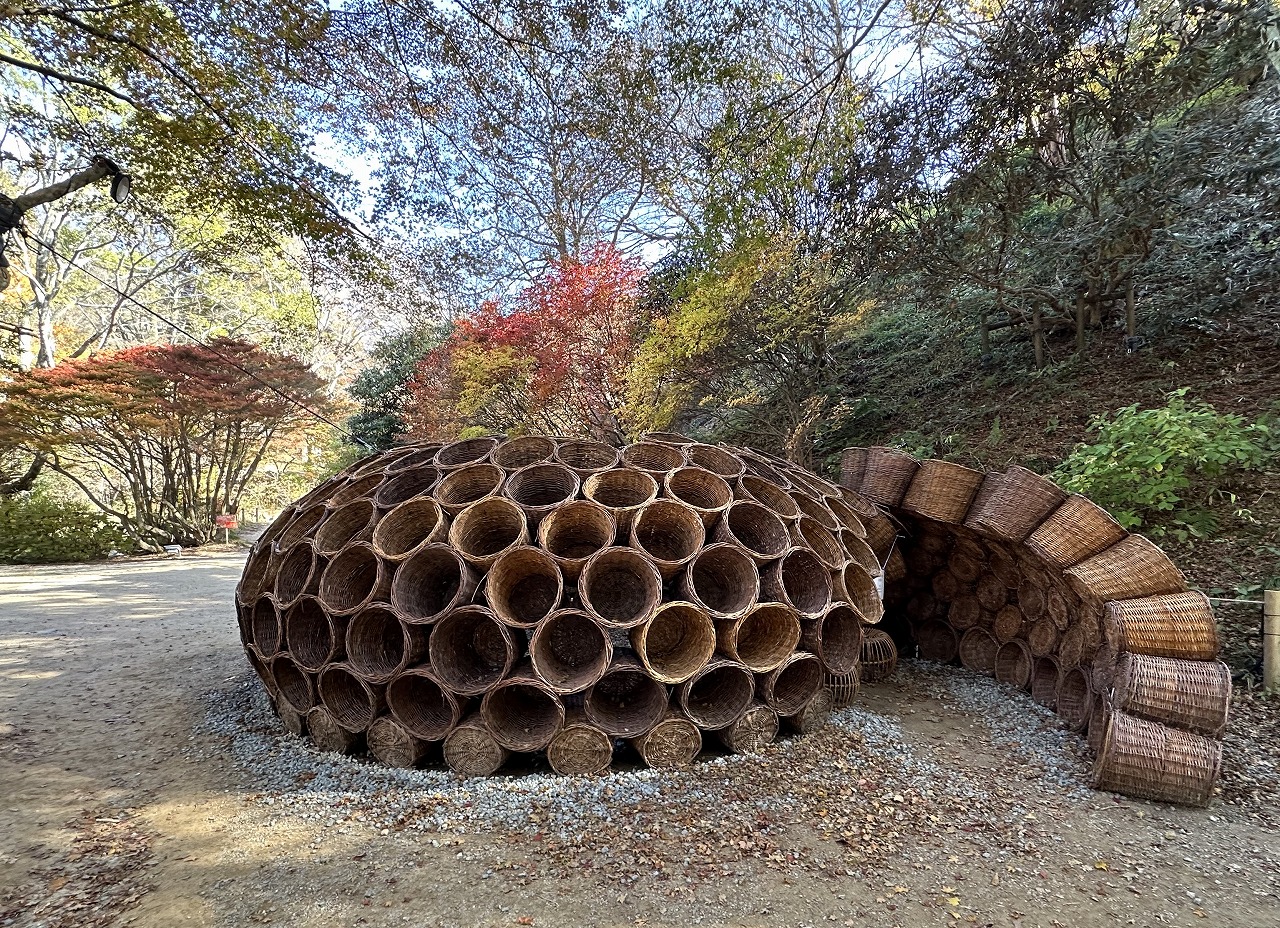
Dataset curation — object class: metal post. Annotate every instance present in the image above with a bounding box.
[1265,589,1280,691]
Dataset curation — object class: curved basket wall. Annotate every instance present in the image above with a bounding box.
[839,446,1228,807]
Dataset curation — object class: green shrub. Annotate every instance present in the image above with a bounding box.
[1053,390,1272,541]
[0,493,131,563]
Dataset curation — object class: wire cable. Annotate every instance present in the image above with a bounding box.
[19,229,371,448]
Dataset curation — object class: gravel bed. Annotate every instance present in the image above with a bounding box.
[196,662,1097,889]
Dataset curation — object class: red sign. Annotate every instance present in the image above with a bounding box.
[215,514,238,529]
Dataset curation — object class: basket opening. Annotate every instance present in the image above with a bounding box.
[686,444,744,478]
[492,436,557,469]
[250,598,281,654]
[485,682,562,747]
[271,657,313,713]
[815,605,861,673]
[319,666,375,730]
[684,664,752,728]
[453,502,525,558]
[532,612,610,690]
[557,440,619,472]
[320,545,379,613]
[387,672,456,739]
[725,502,789,559]
[770,656,822,714]
[688,545,756,616]
[274,544,315,604]
[667,467,732,511]
[779,549,831,616]
[437,464,503,508]
[376,468,438,507]
[640,605,713,680]
[431,609,513,692]
[506,464,578,507]
[587,667,667,736]
[347,607,406,678]
[738,475,799,519]
[436,437,498,467]
[633,503,703,563]
[286,597,333,668]
[374,499,444,558]
[583,550,661,626]
[621,442,684,474]
[735,605,798,670]
[393,547,465,621]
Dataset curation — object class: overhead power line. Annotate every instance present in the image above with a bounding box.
[19,230,372,448]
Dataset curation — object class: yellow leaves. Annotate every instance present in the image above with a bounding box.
[1094,860,1109,871]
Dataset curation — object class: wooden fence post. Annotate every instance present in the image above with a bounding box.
[1075,294,1086,354]
[1032,303,1044,369]
[1265,589,1279,691]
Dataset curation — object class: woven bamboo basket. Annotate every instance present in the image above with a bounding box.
[675,657,754,730]
[630,499,706,578]
[916,620,959,664]
[665,466,734,525]
[371,498,448,561]
[859,628,898,682]
[285,595,346,671]
[373,467,439,510]
[386,664,464,740]
[630,602,716,684]
[434,437,500,469]
[717,602,801,673]
[274,698,306,737]
[481,660,566,751]
[1057,621,1088,669]
[1026,619,1060,659]
[640,430,693,445]
[761,547,833,619]
[580,545,665,628]
[791,517,845,571]
[273,540,320,609]
[1056,667,1093,731]
[428,605,520,695]
[1091,641,1119,695]
[317,663,385,731]
[801,602,863,674]
[739,450,792,489]
[367,716,431,769]
[900,459,986,524]
[993,605,1024,644]
[784,686,833,735]
[1102,591,1220,660]
[946,549,985,584]
[884,549,907,585]
[249,595,283,658]
[547,711,614,775]
[269,654,315,714]
[986,544,1021,590]
[555,439,621,476]
[1017,577,1047,623]
[1088,697,1111,755]
[862,512,898,560]
[621,441,685,476]
[246,647,278,699]
[435,463,505,516]
[840,447,868,491]
[238,546,275,607]
[1046,585,1071,631]
[976,572,1009,612]
[1064,535,1188,604]
[948,594,983,632]
[756,651,823,715]
[630,710,703,768]
[582,467,659,534]
[995,639,1033,690]
[306,706,361,754]
[529,609,614,694]
[502,463,580,525]
[825,670,860,707]
[959,627,999,675]
[390,544,478,624]
[964,465,1067,542]
[486,545,563,629]
[686,442,747,480]
[791,493,840,533]
[443,713,509,776]
[384,446,440,475]
[931,570,962,603]
[328,473,383,508]
[713,500,791,562]
[289,474,346,510]
[825,495,866,536]
[736,475,801,522]
[447,497,531,568]
[1025,494,1128,570]
[859,447,919,507]
[536,499,616,580]
[1031,656,1060,708]
[1092,711,1222,807]
[318,543,388,616]
[842,562,884,624]
[717,702,780,754]
[679,543,760,619]
[1112,653,1231,736]
[584,650,669,737]
[491,435,557,470]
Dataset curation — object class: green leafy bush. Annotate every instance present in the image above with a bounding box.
[1053,390,1272,540]
[0,493,131,563]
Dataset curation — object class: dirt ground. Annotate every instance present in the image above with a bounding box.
[1,550,1277,928]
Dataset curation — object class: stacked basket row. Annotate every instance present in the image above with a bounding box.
[236,434,890,775]
[839,447,1229,807]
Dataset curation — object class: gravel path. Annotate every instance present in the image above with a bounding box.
[1,552,1278,928]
